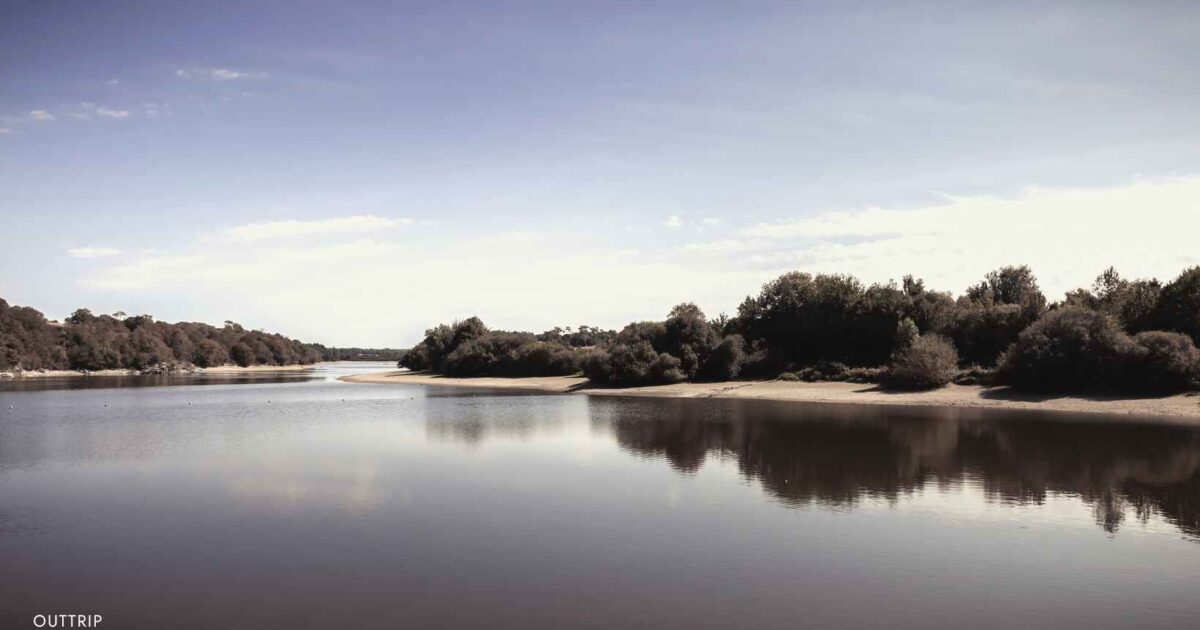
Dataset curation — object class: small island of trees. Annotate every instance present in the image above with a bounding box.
[400,265,1200,395]
[0,301,404,373]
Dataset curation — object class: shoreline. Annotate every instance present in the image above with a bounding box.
[1,364,316,379]
[340,370,1200,421]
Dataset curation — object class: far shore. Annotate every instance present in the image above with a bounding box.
[1,364,316,379]
[341,370,1200,421]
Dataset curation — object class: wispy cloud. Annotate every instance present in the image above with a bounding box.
[0,127,12,134]
[223,215,411,243]
[30,110,55,122]
[662,215,683,228]
[662,176,1200,297]
[142,102,172,117]
[95,107,130,119]
[68,246,123,259]
[741,208,914,240]
[677,239,750,254]
[210,68,256,81]
[177,67,267,81]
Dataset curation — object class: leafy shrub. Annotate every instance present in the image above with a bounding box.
[1124,331,1200,393]
[795,361,849,382]
[439,333,580,378]
[997,307,1133,392]
[737,342,788,379]
[1152,266,1200,344]
[947,303,1030,367]
[581,348,612,382]
[884,335,959,390]
[965,265,1048,316]
[587,340,685,386]
[953,365,996,386]
[697,334,745,381]
[844,366,885,384]
[736,272,913,366]
[893,318,919,353]
[776,371,801,382]
[400,318,488,372]
[509,341,581,376]
[1065,267,1161,332]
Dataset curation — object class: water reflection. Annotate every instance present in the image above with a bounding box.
[591,397,1200,540]
[423,389,570,444]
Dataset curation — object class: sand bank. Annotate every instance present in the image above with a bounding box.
[340,370,1200,420]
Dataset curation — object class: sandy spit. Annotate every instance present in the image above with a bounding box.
[340,370,1200,421]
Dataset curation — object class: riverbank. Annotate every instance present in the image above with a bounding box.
[341,370,1200,420]
[1,364,315,379]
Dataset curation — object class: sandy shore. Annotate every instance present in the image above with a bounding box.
[341,370,1200,420]
[1,364,315,379]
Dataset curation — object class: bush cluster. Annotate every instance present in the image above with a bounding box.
[399,317,588,377]
[997,307,1200,393]
[884,335,960,390]
[400,264,1200,395]
[579,304,748,386]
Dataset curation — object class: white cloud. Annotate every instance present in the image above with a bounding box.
[96,107,131,119]
[209,68,254,81]
[177,67,265,81]
[0,127,11,134]
[68,247,122,259]
[107,79,120,86]
[677,239,751,254]
[662,215,683,228]
[30,110,55,122]
[223,215,411,243]
[714,177,1200,297]
[69,113,90,120]
[142,102,173,117]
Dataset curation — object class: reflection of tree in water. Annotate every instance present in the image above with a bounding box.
[592,398,1200,540]
[423,394,568,445]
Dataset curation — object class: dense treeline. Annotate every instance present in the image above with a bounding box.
[400,318,612,377]
[403,264,1200,394]
[316,347,408,362]
[0,300,325,372]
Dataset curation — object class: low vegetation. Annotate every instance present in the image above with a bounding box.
[997,307,1200,394]
[402,264,1200,395]
[885,334,960,391]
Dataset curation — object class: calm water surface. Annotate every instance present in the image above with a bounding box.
[2,362,1199,629]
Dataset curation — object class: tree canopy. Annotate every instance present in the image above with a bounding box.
[0,299,326,372]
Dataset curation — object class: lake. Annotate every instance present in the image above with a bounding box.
[2,362,1199,629]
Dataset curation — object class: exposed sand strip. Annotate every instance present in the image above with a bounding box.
[340,370,1200,421]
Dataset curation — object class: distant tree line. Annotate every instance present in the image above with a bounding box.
[401,265,1200,394]
[0,301,326,372]
[316,347,409,362]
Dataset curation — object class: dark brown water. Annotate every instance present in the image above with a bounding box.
[2,363,1199,629]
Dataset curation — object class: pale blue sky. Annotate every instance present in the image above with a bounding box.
[3,1,1199,345]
